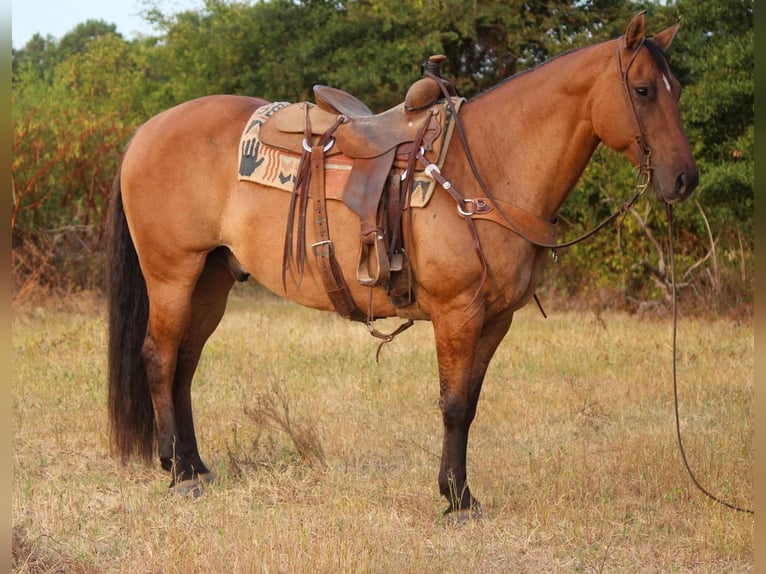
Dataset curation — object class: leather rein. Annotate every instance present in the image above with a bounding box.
[666,204,753,514]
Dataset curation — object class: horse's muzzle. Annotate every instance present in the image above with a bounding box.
[656,164,699,204]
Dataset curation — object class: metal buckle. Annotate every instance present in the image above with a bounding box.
[457,198,476,216]
[311,239,334,256]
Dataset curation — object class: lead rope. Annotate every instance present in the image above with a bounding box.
[665,204,753,514]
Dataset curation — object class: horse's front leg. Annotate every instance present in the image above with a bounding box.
[432,308,514,519]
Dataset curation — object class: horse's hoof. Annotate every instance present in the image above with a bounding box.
[168,478,205,498]
[444,508,482,525]
[443,501,483,525]
[197,472,217,485]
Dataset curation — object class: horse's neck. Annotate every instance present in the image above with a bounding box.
[458,42,610,219]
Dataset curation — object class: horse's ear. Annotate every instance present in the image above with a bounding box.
[651,20,681,52]
[624,11,647,51]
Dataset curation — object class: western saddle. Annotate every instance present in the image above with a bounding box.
[257,55,460,323]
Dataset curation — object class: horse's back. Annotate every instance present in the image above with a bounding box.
[125,95,267,180]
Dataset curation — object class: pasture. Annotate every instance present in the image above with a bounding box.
[12,288,752,572]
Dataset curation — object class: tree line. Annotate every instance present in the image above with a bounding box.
[11,0,753,316]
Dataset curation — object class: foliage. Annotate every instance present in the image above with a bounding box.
[12,30,150,291]
[10,0,753,314]
[674,0,754,235]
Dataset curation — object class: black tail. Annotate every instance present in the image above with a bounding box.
[107,160,155,463]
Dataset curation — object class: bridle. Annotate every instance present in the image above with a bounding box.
[616,35,654,183]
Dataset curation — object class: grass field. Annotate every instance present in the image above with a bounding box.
[12,288,753,573]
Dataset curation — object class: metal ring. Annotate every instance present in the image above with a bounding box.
[457,198,475,216]
[302,137,335,153]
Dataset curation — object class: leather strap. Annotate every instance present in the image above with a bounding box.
[282,105,314,289]
[309,141,366,321]
[459,197,558,245]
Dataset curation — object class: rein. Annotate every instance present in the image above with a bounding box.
[665,205,754,514]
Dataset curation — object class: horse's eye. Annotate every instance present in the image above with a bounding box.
[634,87,649,98]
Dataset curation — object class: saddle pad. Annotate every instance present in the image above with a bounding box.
[237,100,463,207]
[238,102,352,197]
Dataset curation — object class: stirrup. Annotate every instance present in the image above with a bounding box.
[389,252,404,273]
[356,232,390,287]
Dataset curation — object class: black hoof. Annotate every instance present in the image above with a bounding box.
[443,498,482,524]
[168,473,216,498]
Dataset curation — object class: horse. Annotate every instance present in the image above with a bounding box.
[107,11,697,517]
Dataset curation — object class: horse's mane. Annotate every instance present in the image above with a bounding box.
[471,35,672,101]
[470,43,595,101]
[643,37,674,77]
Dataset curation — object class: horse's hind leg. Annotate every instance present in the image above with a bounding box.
[140,252,231,492]
[170,255,236,492]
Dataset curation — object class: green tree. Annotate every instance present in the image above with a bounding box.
[12,20,122,80]
[12,31,152,291]
[58,19,122,60]
[11,34,57,79]
[667,0,753,312]
[140,0,638,108]
[674,0,753,231]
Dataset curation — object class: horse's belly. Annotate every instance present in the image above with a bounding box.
[222,183,414,318]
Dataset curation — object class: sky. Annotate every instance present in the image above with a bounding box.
[11,0,200,49]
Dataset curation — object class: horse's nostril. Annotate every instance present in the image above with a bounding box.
[674,169,698,198]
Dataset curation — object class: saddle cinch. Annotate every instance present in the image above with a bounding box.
[258,56,462,319]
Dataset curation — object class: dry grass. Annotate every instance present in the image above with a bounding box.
[12,287,753,573]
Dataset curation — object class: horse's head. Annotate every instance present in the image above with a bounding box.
[591,11,698,204]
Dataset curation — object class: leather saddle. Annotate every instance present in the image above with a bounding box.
[258,59,458,320]
[259,86,444,160]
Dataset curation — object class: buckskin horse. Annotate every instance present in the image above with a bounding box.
[108,12,697,518]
